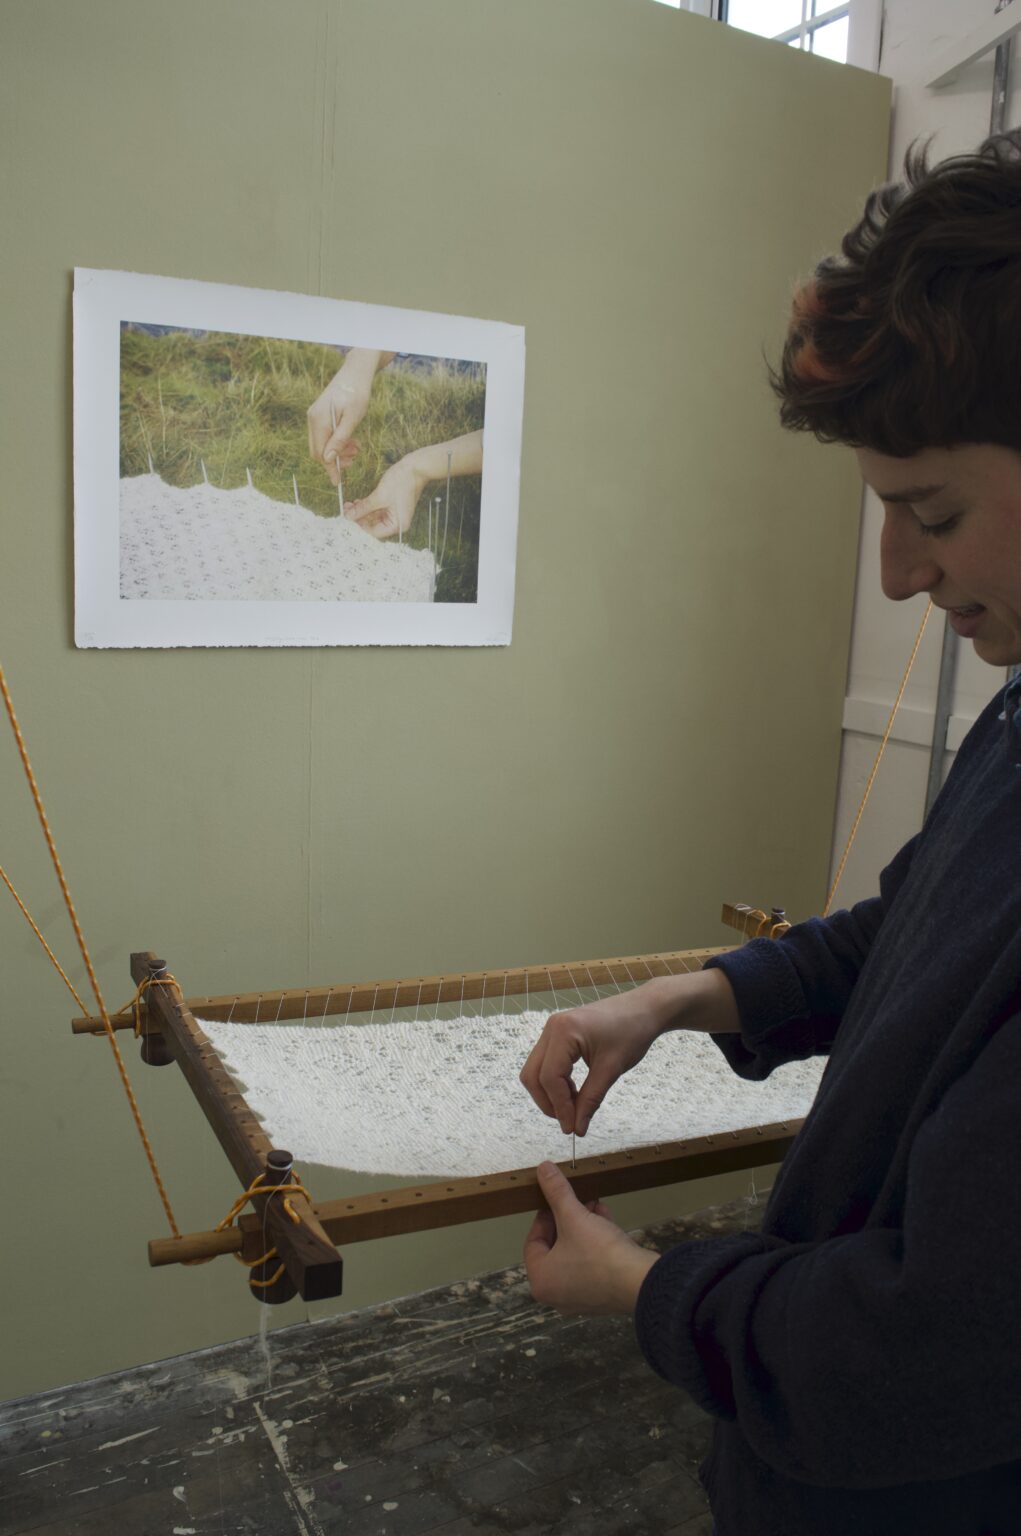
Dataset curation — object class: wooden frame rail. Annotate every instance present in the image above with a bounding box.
[127,951,342,1304]
[72,919,794,1303]
[71,947,730,1035]
[148,1119,800,1269]
[720,903,791,941]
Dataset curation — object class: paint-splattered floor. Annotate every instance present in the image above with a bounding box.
[0,1199,757,1535]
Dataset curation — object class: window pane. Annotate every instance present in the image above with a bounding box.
[810,15,848,61]
[726,0,804,38]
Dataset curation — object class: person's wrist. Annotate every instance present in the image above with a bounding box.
[612,1243,658,1313]
[336,351,379,388]
[401,448,433,491]
[654,967,735,1034]
[644,974,697,1032]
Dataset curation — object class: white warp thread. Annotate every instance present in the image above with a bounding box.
[119,474,435,603]
[202,1011,825,1177]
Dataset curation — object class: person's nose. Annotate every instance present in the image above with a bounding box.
[879,510,942,602]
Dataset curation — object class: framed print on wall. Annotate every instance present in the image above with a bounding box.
[73,268,525,648]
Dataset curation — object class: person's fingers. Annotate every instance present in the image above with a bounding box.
[573,1060,620,1137]
[307,411,322,464]
[522,1209,556,1279]
[591,1201,612,1220]
[348,503,392,538]
[323,423,352,466]
[519,1037,558,1120]
[535,1020,582,1134]
[363,510,395,540]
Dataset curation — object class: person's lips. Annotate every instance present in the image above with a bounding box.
[945,603,986,638]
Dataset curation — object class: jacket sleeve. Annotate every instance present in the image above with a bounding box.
[633,1010,1021,1487]
[702,833,919,1079]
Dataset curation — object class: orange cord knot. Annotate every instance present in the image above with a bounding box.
[125,971,182,1037]
[181,1171,314,1273]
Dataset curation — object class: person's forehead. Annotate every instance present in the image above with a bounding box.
[855,445,954,498]
[858,444,1021,502]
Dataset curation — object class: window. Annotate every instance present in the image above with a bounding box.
[725,1,850,60]
[651,0,851,65]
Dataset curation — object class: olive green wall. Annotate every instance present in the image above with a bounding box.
[0,0,889,1400]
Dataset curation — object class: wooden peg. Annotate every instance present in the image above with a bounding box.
[139,957,173,1066]
[248,1149,300,1306]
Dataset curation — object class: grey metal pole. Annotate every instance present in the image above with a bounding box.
[924,0,1016,812]
[992,0,1015,134]
[993,17,1017,686]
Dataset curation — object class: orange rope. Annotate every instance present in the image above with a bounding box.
[126,971,182,1037]
[213,1173,311,1233]
[0,861,91,1016]
[823,601,933,917]
[186,1173,313,1282]
[248,1264,287,1289]
[0,662,181,1239]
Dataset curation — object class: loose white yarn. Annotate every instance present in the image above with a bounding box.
[119,474,435,603]
[202,1011,825,1177]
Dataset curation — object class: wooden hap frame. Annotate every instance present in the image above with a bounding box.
[71,912,798,1305]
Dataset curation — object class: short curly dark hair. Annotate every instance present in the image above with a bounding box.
[773,130,1021,456]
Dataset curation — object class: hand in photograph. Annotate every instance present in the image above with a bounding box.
[345,430,483,541]
[307,347,395,485]
[343,456,421,540]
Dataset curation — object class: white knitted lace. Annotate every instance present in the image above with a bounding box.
[202,1011,825,1177]
[119,474,435,602]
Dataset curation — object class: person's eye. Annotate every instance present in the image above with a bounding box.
[916,513,962,538]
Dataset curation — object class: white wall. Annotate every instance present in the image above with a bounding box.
[828,0,1021,910]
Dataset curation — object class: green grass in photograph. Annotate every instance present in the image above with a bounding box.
[119,328,486,603]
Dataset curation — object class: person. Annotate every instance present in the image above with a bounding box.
[519,131,1021,1536]
[307,348,483,540]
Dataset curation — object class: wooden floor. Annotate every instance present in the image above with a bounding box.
[0,1198,758,1536]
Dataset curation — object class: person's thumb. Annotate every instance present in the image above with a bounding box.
[537,1160,583,1220]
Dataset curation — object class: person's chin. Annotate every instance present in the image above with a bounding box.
[972,631,1021,668]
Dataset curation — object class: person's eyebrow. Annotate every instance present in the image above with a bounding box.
[874,483,948,504]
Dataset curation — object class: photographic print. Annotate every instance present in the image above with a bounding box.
[74,270,525,647]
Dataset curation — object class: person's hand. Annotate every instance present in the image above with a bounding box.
[524,1162,658,1315]
[307,349,385,485]
[345,457,425,541]
[519,985,670,1138]
[520,969,743,1138]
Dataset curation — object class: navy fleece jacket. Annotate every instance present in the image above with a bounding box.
[634,679,1021,1536]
